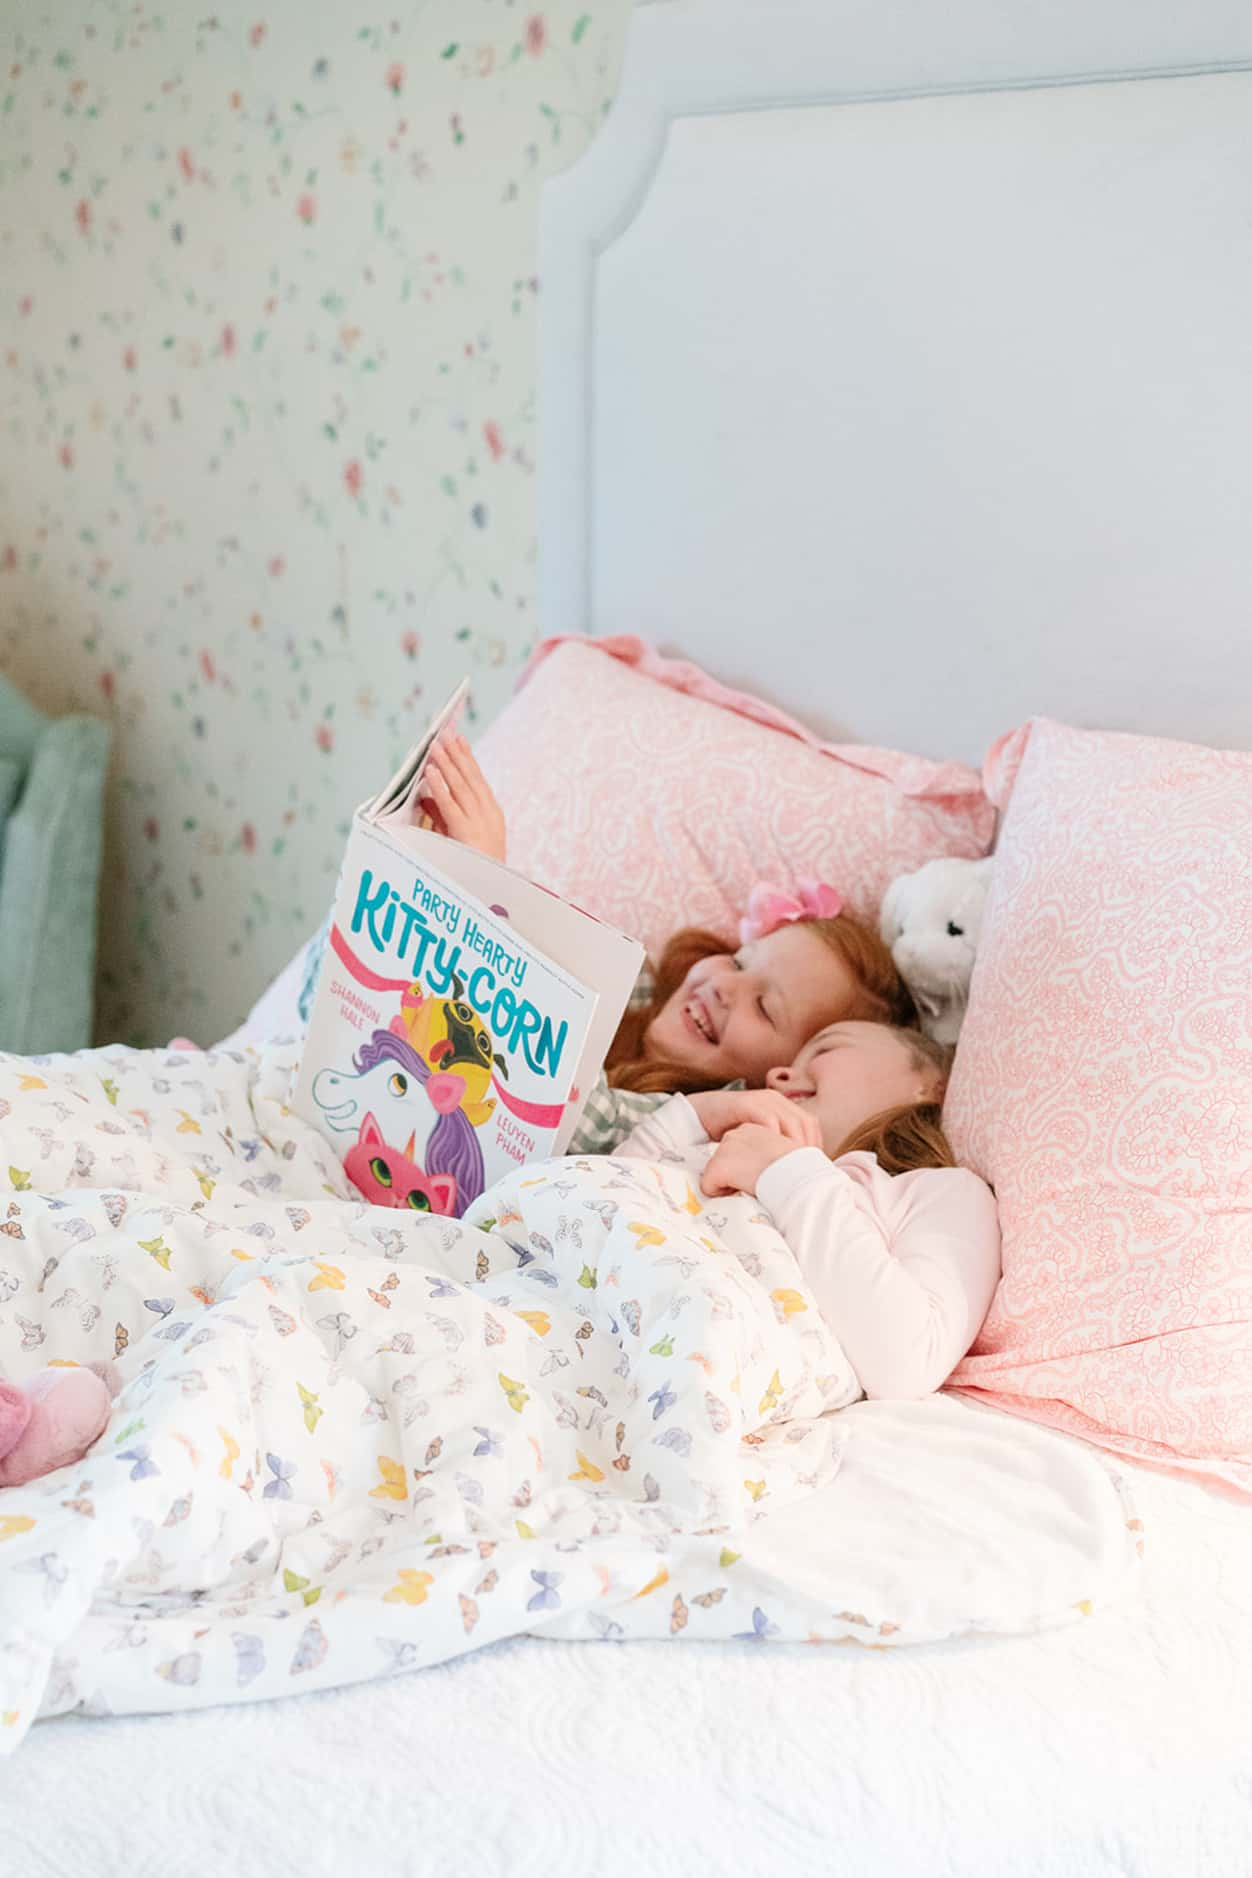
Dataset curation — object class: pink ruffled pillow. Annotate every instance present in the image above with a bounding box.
[945,717,1252,1500]
[476,637,994,958]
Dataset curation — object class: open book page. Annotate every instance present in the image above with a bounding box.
[362,678,469,823]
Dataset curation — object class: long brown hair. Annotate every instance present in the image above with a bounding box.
[832,1030,957,1173]
[606,915,918,1096]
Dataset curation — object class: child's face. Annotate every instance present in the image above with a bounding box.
[645,925,860,1085]
[765,1022,936,1155]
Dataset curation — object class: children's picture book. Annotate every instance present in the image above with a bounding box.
[292,682,645,1218]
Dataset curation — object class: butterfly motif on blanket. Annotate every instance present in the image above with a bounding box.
[308,1262,345,1292]
[290,1618,328,1675]
[262,1452,295,1500]
[297,1383,323,1433]
[367,1273,400,1310]
[233,1633,266,1687]
[498,1372,529,1414]
[369,1456,408,1502]
[735,1606,781,1642]
[218,1427,240,1479]
[692,1589,726,1609]
[282,1568,321,1607]
[568,1449,604,1484]
[117,1444,158,1481]
[384,1569,433,1606]
[526,1570,563,1612]
[758,1370,783,1416]
[156,1653,201,1686]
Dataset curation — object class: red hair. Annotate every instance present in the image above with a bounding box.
[606,915,918,1096]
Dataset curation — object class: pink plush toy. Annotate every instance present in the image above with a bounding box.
[0,1364,118,1488]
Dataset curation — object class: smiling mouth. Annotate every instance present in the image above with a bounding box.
[684,998,717,1045]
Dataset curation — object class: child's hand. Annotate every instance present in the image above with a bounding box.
[419,735,508,862]
[689,1088,821,1149]
[700,1122,808,1198]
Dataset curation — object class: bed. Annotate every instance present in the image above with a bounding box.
[6,2,1252,1871]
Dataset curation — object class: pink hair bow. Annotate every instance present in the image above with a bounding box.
[738,878,844,945]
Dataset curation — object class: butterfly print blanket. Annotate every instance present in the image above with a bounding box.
[0,1043,1137,1748]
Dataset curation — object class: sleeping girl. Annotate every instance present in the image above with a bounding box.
[421,732,918,1154]
[611,1021,1001,1401]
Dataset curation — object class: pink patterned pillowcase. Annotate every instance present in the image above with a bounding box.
[945,717,1252,1500]
[475,637,995,958]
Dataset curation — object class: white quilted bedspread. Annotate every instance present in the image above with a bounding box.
[0,1042,1141,1787]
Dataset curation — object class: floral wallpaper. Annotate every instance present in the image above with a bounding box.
[0,0,632,1047]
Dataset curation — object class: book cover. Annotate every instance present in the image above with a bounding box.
[292,692,643,1217]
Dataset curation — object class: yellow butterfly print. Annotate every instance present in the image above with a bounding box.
[681,1184,701,1216]
[194,1169,216,1201]
[230,1247,254,1262]
[771,1288,807,1320]
[175,1109,202,1135]
[139,1235,172,1270]
[516,1310,550,1338]
[568,1449,604,1484]
[520,1177,547,1189]
[283,1568,322,1607]
[19,1074,47,1093]
[8,1167,31,1192]
[627,1221,666,1250]
[498,1371,529,1414]
[632,1564,669,1600]
[515,1519,536,1540]
[297,1383,323,1433]
[309,1261,345,1292]
[744,1479,767,1503]
[369,1455,408,1502]
[218,1427,240,1479]
[719,1547,740,1569]
[384,1569,433,1606]
[758,1369,783,1415]
[0,1515,35,1542]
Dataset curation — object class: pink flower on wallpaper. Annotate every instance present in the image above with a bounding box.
[249,23,267,47]
[58,443,75,469]
[75,199,92,235]
[144,818,159,842]
[525,15,547,56]
[0,547,16,573]
[296,193,317,224]
[402,630,419,659]
[199,650,216,682]
[99,672,115,702]
[315,723,334,753]
[18,297,32,317]
[178,148,196,182]
[268,555,286,577]
[241,822,257,854]
[385,62,405,95]
[123,345,137,371]
[344,458,363,497]
[483,420,504,461]
[221,324,236,358]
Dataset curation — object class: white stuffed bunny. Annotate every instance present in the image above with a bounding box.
[878,856,995,1046]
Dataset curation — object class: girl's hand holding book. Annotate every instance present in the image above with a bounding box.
[419,735,508,862]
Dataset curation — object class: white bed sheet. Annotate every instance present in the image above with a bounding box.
[5,1460,1247,1878]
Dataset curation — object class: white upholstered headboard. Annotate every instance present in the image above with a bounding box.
[539,0,1252,763]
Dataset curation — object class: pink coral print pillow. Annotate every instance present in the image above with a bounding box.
[945,717,1252,1500]
[476,638,994,958]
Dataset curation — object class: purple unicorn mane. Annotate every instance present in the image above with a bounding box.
[352,1029,484,1208]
